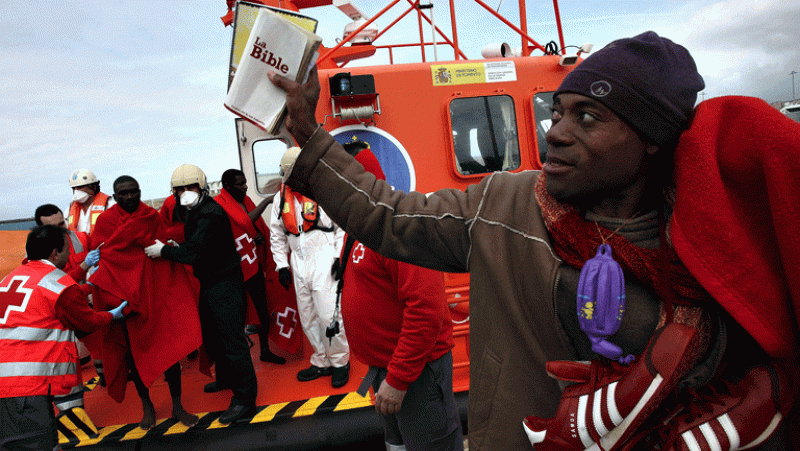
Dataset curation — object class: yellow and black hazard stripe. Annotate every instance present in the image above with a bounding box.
[58,388,373,449]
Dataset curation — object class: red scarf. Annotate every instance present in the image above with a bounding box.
[89,203,202,402]
[534,173,711,328]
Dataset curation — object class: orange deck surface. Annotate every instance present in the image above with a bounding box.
[81,334,371,427]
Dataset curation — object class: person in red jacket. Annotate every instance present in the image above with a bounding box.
[0,225,126,451]
[33,204,105,432]
[338,144,463,451]
[34,204,99,284]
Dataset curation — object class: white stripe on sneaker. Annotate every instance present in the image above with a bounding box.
[718,413,740,450]
[577,394,594,447]
[607,381,623,425]
[698,423,722,451]
[681,429,702,451]
[593,386,610,437]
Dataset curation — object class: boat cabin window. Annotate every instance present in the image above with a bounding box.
[252,138,288,193]
[532,92,555,165]
[450,95,520,175]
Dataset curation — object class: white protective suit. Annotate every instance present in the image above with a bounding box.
[268,191,349,368]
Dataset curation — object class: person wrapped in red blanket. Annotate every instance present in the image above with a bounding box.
[216,169,299,363]
[89,176,202,429]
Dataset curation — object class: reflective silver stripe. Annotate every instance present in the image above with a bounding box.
[38,269,68,295]
[0,326,74,342]
[53,396,84,410]
[68,231,84,253]
[0,361,77,377]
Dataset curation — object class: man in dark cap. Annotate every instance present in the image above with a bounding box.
[269,32,793,451]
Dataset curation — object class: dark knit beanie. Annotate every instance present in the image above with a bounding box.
[554,31,705,148]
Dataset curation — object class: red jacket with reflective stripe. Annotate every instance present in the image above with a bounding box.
[0,261,79,398]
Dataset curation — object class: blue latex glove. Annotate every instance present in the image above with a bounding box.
[83,249,101,267]
[109,300,128,321]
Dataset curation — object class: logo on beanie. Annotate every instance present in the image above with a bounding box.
[590,81,612,97]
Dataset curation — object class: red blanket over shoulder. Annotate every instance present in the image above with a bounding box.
[89,203,202,402]
[215,189,302,355]
[671,96,800,374]
[215,189,265,281]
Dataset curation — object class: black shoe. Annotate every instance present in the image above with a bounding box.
[260,349,286,364]
[331,363,350,388]
[218,401,255,425]
[297,365,332,381]
[204,381,230,393]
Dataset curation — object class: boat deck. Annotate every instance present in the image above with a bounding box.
[62,333,380,449]
[63,330,469,450]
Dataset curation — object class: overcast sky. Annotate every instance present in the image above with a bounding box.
[1,0,798,221]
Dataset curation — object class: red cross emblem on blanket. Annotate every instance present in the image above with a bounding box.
[234,233,258,265]
[275,306,298,339]
[0,276,33,324]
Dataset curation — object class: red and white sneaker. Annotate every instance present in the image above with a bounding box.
[662,364,788,451]
[523,323,706,451]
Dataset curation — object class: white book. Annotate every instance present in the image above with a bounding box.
[225,8,322,135]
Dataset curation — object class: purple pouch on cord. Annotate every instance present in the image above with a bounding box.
[577,244,635,364]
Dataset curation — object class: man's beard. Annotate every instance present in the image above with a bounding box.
[227,188,245,202]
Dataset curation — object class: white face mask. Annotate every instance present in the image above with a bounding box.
[72,190,91,204]
[180,190,200,208]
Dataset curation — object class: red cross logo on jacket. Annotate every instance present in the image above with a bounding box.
[0,276,33,324]
[351,243,366,264]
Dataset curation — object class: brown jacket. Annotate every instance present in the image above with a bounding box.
[287,128,584,450]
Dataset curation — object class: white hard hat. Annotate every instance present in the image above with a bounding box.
[69,169,99,188]
[171,164,208,191]
[280,147,301,175]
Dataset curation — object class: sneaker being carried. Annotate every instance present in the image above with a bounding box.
[660,364,789,451]
[523,323,707,451]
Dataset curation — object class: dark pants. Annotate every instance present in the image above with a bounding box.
[199,272,257,402]
[372,351,463,451]
[243,270,271,352]
[0,395,57,451]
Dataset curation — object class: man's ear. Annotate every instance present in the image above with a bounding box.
[645,143,660,155]
[48,247,59,263]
